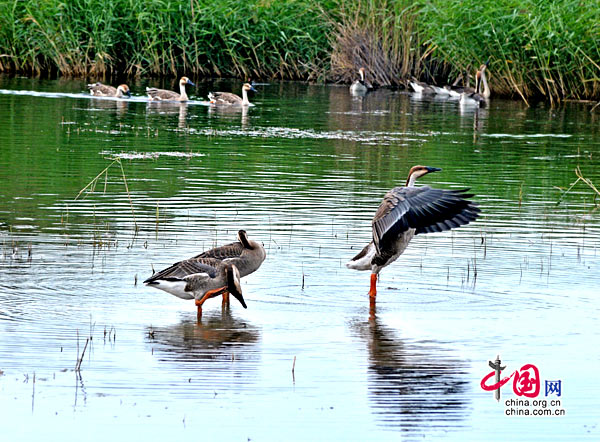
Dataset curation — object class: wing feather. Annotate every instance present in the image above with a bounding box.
[194,241,244,260]
[372,186,480,252]
[144,257,220,283]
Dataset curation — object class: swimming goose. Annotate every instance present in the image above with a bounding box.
[146,76,195,101]
[87,82,131,98]
[346,165,480,304]
[209,83,257,106]
[478,62,491,99]
[409,78,437,94]
[459,71,486,107]
[350,68,372,94]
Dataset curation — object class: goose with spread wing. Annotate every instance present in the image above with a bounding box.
[144,230,265,319]
[346,166,480,304]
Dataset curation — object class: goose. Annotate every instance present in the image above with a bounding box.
[346,165,480,304]
[479,62,491,99]
[87,82,131,98]
[350,68,372,94]
[409,78,437,94]
[144,258,244,319]
[194,230,266,279]
[459,71,486,107]
[209,83,257,106]
[146,76,195,101]
[144,230,265,319]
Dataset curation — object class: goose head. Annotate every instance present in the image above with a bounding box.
[238,229,251,249]
[242,83,257,93]
[225,264,246,308]
[180,77,195,87]
[358,67,366,81]
[406,165,442,187]
[117,84,131,98]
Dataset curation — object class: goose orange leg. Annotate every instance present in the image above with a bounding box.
[195,286,227,320]
[369,273,377,301]
[222,291,230,308]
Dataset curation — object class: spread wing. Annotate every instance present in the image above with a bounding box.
[194,241,244,260]
[372,186,480,253]
[144,257,220,283]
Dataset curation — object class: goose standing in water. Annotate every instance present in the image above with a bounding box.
[346,166,480,306]
[144,230,266,319]
[146,76,195,101]
[87,82,131,98]
[209,83,257,106]
[350,68,372,95]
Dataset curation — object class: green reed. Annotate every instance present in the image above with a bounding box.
[0,0,598,102]
[418,0,600,103]
[0,0,332,79]
[324,0,424,87]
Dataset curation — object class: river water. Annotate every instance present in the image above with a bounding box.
[0,76,599,440]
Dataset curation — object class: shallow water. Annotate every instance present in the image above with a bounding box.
[1,76,599,440]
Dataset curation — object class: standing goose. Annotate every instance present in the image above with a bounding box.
[144,230,265,319]
[87,82,131,98]
[144,258,245,320]
[347,166,480,305]
[146,76,195,101]
[209,83,257,106]
[350,67,372,94]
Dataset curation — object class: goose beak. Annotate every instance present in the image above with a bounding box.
[126,90,132,98]
[227,265,247,309]
[187,79,196,87]
[231,290,247,309]
[249,85,257,93]
[426,167,442,173]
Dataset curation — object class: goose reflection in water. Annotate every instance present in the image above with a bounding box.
[145,308,260,363]
[89,97,129,117]
[351,312,469,432]
[146,101,188,128]
[208,103,249,129]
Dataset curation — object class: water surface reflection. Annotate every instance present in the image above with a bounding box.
[351,312,469,433]
[146,308,260,364]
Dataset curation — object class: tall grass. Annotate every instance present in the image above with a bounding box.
[325,0,425,87]
[0,0,332,79]
[0,0,598,101]
[418,0,600,103]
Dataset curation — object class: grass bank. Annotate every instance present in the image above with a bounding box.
[0,0,332,79]
[0,0,598,102]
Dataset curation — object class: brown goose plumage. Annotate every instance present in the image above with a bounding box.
[87,82,131,98]
[347,165,480,304]
[209,83,257,106]
[194,230,266,277]
[146,76,195,101]
[144,230,265,319]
